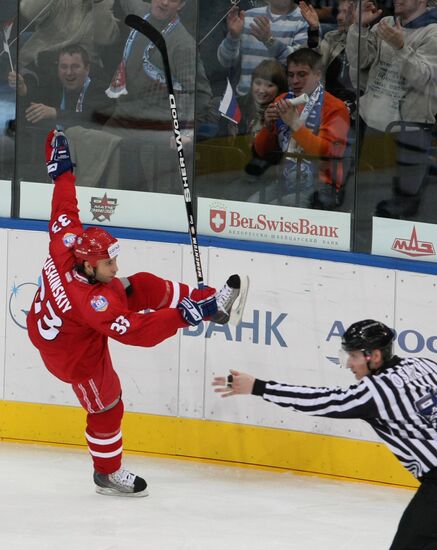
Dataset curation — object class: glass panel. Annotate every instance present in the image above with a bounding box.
[195,0,356,251]
[0,1,17,217]
[12,0,437,263]
[352,0,437,258]
[16,0,198,232]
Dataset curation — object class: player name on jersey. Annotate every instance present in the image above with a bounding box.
[42,255,72,314]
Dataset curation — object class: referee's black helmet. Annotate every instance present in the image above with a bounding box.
[342,320,395,356]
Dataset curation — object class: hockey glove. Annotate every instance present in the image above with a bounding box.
[190,286,218,318]
[45,129,74,180]
[177,294,218,326]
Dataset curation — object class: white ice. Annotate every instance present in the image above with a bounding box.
[0,442,413,550]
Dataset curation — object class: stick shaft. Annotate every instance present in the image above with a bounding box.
[124,15,204,287]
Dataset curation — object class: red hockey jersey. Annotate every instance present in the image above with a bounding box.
[27,171,190,384]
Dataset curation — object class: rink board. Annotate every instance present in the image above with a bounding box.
[20,183,189,232]
[0,401,415,487]
[0,230,7,400]
[3,226,437,487]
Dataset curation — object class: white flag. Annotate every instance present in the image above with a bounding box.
[3,21,14,71]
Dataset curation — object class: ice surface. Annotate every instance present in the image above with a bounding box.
[0,442,412,550]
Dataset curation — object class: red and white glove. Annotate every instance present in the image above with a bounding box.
[178,286,218,326]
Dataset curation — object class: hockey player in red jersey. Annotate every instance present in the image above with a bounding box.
[27,129,246,497]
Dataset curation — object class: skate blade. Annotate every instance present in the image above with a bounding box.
[95,486,149,497]
[229,275,249,326]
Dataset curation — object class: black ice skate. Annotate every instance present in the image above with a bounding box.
[94,468,148,497]
[210,274,249,326]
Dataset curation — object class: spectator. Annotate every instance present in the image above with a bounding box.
[301,0,356,113]
[229,59,288,140]
[346,0,437,219]
[301,0,356,190]
[104,0,212,192]
[252,48,350,209]
[232,59,288,179]
[309,0,339,34]
[19,0,119,73]
[217,0,316,97]
[198,0,267,95]
[11,45,120,187]
[206,59,288,199]
[11,45,113,129]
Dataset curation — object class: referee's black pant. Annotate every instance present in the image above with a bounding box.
[389,471,437,550]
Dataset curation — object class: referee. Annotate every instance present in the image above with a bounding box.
[213,319,437,549]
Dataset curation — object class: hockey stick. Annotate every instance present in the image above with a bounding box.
[124,14,204,288]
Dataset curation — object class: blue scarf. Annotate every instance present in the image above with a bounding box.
[276,83,324,191]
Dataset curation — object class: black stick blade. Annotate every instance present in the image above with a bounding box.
[124,14,167,55]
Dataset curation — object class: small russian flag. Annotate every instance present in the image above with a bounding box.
[219,79,241,125]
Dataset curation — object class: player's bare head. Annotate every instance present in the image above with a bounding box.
[74,227,119,277]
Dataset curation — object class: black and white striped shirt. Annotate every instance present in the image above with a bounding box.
[252,356,437,479]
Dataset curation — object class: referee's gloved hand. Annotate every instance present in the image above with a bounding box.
[177,289,218,326]
[45,129,74,180]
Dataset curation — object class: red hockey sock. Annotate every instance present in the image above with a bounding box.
[85,398,124,474]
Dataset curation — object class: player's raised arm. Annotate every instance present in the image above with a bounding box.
[45,129,83,242]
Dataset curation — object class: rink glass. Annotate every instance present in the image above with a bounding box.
[1,0,436,261]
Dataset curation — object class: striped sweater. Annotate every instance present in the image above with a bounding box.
[252,355,437,479]
[217,5,309,96]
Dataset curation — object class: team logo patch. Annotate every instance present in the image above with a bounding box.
[63,232,77,248]
[91,295,109,312]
